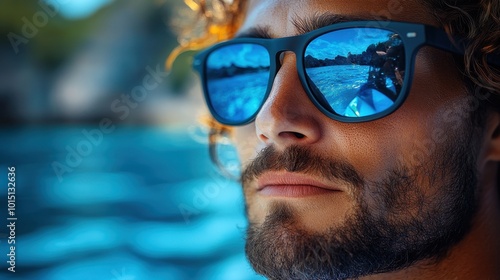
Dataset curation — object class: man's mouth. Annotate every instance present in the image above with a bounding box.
[257,171,342,197]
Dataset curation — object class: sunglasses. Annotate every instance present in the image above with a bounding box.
[192,21,470,125]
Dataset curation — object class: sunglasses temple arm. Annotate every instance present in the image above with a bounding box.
[424,26,466,55]
[425,26,500,67]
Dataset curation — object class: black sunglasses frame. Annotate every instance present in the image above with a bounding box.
[193,21,470,126]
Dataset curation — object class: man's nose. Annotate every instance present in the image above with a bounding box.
[255,53,323,147]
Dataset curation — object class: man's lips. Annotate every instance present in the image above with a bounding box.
[256,171,342,197]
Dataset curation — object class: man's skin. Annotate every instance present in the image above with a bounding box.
[229,0,500,278]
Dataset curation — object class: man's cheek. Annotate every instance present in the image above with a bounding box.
[245,198,269,224]
[234,125,259,163]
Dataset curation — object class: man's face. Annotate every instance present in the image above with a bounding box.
[231,0,485,279]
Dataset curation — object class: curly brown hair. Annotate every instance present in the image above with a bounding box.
[422,0,500,108]
[166,0,245,71]
[167,0,246,173]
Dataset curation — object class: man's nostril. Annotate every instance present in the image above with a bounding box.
[293,132,305,139]
[278,131,306,139]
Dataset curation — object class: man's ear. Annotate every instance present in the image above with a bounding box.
[486,111,500,162]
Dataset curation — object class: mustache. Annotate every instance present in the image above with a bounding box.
[241,145,364,188]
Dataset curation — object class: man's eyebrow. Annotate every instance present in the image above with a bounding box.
[235,26,272,39]
[292,12,381,35]
[235,13,384,39]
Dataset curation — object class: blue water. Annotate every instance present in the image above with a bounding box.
[206,65,374,121]
[306,65,371,114]
[0,125,264,280]
[207,72,269,122]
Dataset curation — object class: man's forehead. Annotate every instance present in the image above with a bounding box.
[240,0,436,37]
[237,12,380,38]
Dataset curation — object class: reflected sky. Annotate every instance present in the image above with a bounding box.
[306,28,392,59]
[207,44,270,68]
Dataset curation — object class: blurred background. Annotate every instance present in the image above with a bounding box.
[0,0,262,279]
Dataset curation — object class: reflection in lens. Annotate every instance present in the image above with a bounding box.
[305,28,405,118]
[206,44,270,123]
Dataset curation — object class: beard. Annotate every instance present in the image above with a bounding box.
[241,124,482,279]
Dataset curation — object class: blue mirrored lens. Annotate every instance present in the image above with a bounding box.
[206,44,270,123]
[305,28,405,117]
